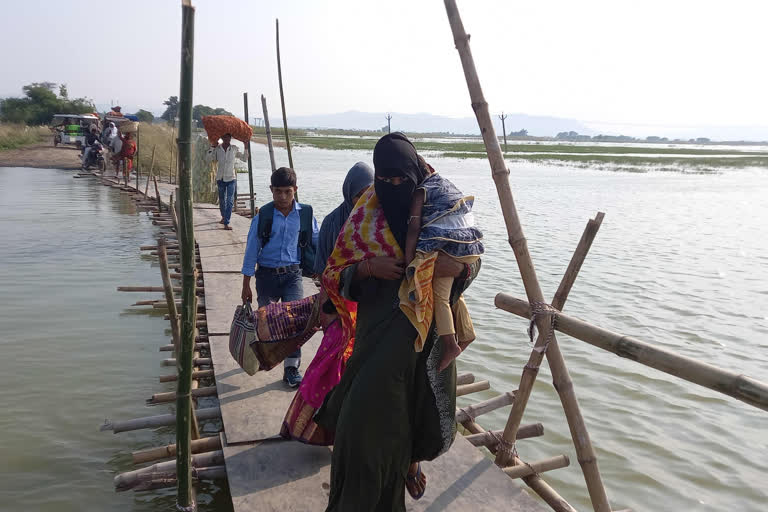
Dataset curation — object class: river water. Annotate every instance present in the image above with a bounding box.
[1,147,766,511]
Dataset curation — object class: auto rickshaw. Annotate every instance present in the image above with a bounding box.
[51,114,100,149]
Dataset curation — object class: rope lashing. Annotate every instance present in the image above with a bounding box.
[524,301,559,371]
[491,431,518,460]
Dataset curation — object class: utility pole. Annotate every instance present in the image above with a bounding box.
[255,117,263,127]
[386,113,392,133]
[498,112,508,151]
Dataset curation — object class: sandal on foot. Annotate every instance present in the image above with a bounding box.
[406,462,425,500]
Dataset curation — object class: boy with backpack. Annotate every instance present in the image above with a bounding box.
[241,167,319,387]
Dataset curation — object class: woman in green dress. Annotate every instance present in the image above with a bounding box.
[316,133,481,511]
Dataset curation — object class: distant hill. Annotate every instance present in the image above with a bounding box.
[279,110,593,137]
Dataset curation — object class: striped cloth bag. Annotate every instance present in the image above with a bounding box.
[229,302,260,375]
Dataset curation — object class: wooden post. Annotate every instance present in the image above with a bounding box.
[243,92,256,216]
[261,95,277,173]
[176,1,196,509]
[170,126,176,184]
[275,18,294,170]
[153,175,162,212]
[136,123,140,191]
[498,112,508,151]
[144,146,157,196]
[441,3,611,510]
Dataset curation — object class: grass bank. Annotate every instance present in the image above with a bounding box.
[281,135,768,172]
[0,124,50,151]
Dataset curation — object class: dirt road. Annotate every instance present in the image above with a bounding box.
[0,139,82,170]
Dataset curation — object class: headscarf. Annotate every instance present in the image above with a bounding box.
[313,162,374,275]
[372,132,428,247]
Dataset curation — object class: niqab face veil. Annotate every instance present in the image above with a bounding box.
[373,133,427,247]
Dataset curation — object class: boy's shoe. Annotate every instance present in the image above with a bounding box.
[283,366,303,388]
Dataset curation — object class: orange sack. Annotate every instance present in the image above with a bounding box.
[202,115,253,144]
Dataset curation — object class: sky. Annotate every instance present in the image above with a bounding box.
[2,0,767,137]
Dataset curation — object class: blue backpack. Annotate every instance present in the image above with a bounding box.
[256,202,317,277]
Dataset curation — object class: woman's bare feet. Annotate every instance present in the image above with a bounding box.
[223,225,232,231]
[438,334,462,372]
[406,461,426,500]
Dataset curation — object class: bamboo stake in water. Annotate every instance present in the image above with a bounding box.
[144,146,157,196]
[275,18,294,171]
[441,3,610,510]
[158,237,181,353]
[261,95,277,173]
[176,0,196,509]
[243,92,256,216]
[136,124,140,192]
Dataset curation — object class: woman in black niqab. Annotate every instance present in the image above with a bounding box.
[373,132,428,247]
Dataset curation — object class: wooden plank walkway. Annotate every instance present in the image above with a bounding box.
[104,173,546,511]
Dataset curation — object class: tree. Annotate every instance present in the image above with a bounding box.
[0,82,93,125]
[509,128,528,137]
[192,104,234,126]
[161,96,179,123]
[135,109,154,123]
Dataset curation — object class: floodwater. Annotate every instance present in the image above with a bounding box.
[1,144,766,512]
[239,145,768,512]
[0,167,230,512]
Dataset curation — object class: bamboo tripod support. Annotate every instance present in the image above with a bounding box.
[442,1,610,510]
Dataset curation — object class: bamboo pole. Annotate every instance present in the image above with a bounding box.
[160,369,214,383]
[159,238,181,352]
[456,380,490,396]
[176,1,197,508]
[132,435,222,465]
[154,175,162,212]
[162,357,211,367]
[243,92,256,216]
[149,386,217,404]
[496,293,768,412]
[101,406,221,433]
[440,8,609,509]
[530,212,610,509]
[275,18,294,170]
[129,466,227,492]
[160,342,208,352]
[114,450,223,491]
[456,372,475,386]
[502,455,570,479]
[455,391,515,423]
[461,419,577,511]
[144,146,157,196]
[465,423,544,447]
[261,95,277,172]
[136,124,140,191]
[442,0,559,463]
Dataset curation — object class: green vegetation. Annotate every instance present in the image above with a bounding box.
[440,151,768,172]
[192,104,234,126]
[0,82,94,125]
[0,123,50,151]
[135,109,154,123]
[291,135,768,156]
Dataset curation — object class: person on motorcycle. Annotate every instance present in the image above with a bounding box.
[81,126,101,168]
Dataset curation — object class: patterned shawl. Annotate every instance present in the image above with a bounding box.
[322,185,402,362]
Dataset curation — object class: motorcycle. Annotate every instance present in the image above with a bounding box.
[82,141,106,172]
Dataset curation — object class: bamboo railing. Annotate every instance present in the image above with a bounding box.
[442,1,611,510]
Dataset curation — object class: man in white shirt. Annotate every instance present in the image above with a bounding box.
[206,133,238,230]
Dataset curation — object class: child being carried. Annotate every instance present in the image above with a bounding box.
[400,171,484,372]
